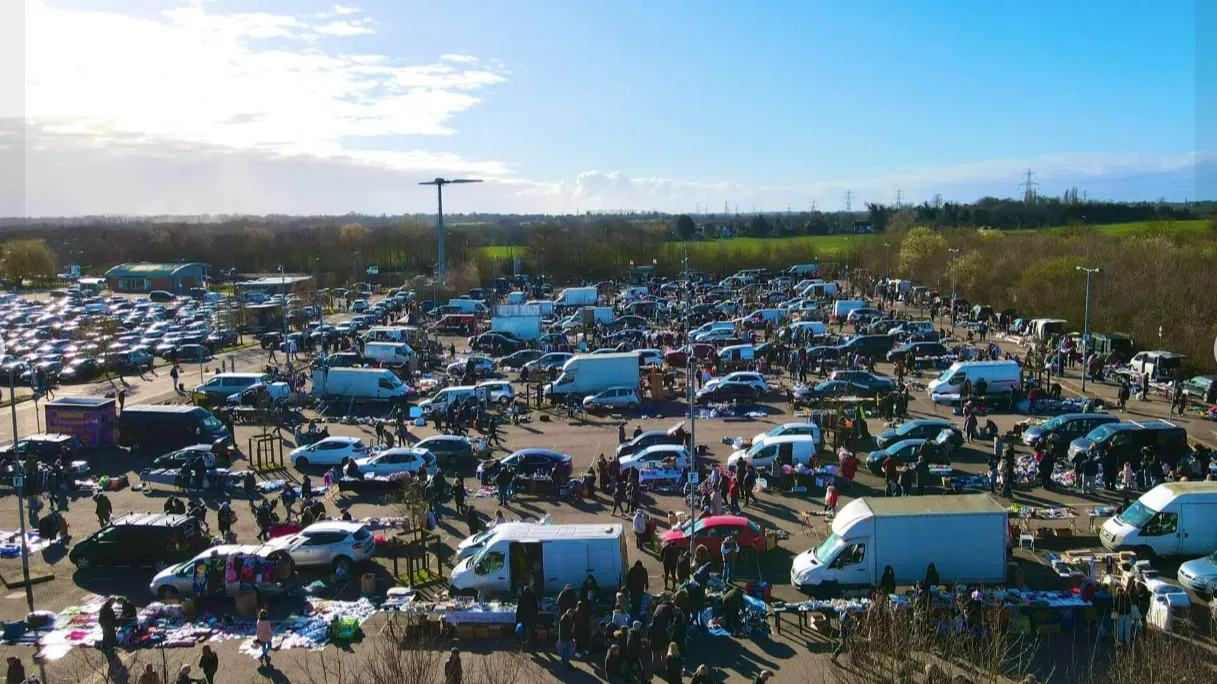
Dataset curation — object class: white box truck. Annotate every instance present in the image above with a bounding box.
[791,495,1009,596]
[449,523,627,598]
[555,287,598,307]
[832,300,866,321]
[492,315,542,341]
[545,352,639,399]
[311,367,410,402]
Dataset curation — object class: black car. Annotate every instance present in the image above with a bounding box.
[886,342,949,363]
[206,329,238,349]
[469,332,524,355]
[828,370,897,395]
[68,513,209,571]
[260,333,283,350]
[174,344,211,362]
[0,433,84,464]
[480,449,573,479]
[499,349,543,369]
[324,352,363,368]
[58,357,101,383]
[150,444,216,470]
[695,382,760,405]
[795,380,858,402]
[414,435,478,470]
[616,428,685,459]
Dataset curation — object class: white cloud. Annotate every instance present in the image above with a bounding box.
[440,54,480,64]
[332,4,361,15]
[313,20,374,36]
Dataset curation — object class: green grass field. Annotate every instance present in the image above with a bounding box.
[476,220,1210,260]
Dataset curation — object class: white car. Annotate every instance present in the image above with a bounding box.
[477,380,516,406]
[269,521,376,571]
[619,444,691,473]
[705,371,768,393]
[751,422,822,449]
[353,447,436,477]
[692,328,737,343]
[289,436,369,467]
[637,349,665,368]
[583,386,641,411]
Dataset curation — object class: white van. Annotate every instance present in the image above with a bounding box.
[362,342,416,366]
[449,523,626,598]
[455,522,535,562]
[361,326,413,344]
[448,299,489,315]
[1129,351,1186,383]
[728,434,816,470]
[927,360,1021,404]
[832,300,866,321]
[194,372,269,399]
[1028,318,1068,341]
[787,264,820,277]
[718,344,756,369]
[802,282,839,298]
[419,385,479,417]
[312,368,410,402]
[1101,483,1217,558]
[788,321,827,340]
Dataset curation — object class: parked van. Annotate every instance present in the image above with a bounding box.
[455,522,535,562]
[740,309,787,330]
[118,405,230,451]
[194,372,268,399]
[362,342,417,367]
[447,299,489,315]
[787,264,820,276]
[1101,483,1217,558]
[436,314,477,335]
[1020,413,1121,447]
[418,385,479,418]
[718,344,756,370]
[1028,318,1068,341]
[803,282,839,298]
[1067,420,1189,466]
[361,326,414,344]
[150,544,297,600]
[832,300,866,321]
[449,523,626,598]
[1091,333,1135,363]
[788,321,827,340]
[1129,350,1186,383]
[927,360,1022,404]
[311,367,410,402]
[728,435,816,470]
[69,513,209,571]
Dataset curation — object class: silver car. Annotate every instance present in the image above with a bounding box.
[269,521,376,571]
[583,386,642,411]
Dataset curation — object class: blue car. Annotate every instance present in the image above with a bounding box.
[874,419,963,449]
[865,434,954,475]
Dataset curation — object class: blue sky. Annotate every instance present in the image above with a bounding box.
[3,0,1207,215]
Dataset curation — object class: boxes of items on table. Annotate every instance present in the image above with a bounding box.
[149,545,297,603]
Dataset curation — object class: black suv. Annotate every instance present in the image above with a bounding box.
[414,435,477,470]
[69,513,209,571]
[0,433,83,464]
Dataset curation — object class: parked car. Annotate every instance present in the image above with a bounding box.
[616,427,686,459]
[69,513,209,571]
[413,435,481,470]
[289,436,369,467]
[828,370,896,395]
[660,515,767,561]
[1021,413,1121,447]
[353,447,436,477]
[618,444,691,473]
[865,436,953,475]
[151,444,216,470]
[478,448,573,480]
[499,350,543,369]
[583,386,642,411]
[446,356,496,379]
[695,382,760,405]
[704,371,768,393]
[58,357,101,383]
[524,352,573,371]
[0,433,83,464]
[269,521,376,571]
[1181,375,1217,403]
[886,342,949,363]
[875,420,964,450]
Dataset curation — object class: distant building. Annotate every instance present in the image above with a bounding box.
[104,262,209,293]
[237,274,315,296]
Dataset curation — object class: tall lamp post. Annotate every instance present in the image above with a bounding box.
[883,242,891,278]
[1077,266,1102,392]
[419,177,483,284]
[948,248,961,324]
[681,251,697,551]
[8,371,33,611]
[278,265,288,339]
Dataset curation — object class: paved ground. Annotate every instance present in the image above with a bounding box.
[0,301,1211,683]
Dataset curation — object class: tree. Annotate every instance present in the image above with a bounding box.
[1,238,57,287]
[896,227,947,279]
[701,222,719,239]
[674,214,696,240]
[867,202,891,233]
[747,214,771,237]
[340,223,373,250]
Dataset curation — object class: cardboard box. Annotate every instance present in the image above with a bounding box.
[456,624,477,640]
[474,625,492,639]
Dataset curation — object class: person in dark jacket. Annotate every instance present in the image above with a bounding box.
[444,648,462,684]
[626,560,649,618]
[6,656,25,684]
[661,542,682,590]
[663,642,685,683]
[604,644,623,682]
[98,598,118,652]
[515,585,538,650]
[556,584,578,616]
[94,492,113,527]
[199,645,218,684]
[924,563,940,589]
[464,504,481,536]
[878,565,896,595]
[573,600,592,655]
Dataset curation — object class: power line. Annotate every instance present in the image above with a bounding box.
[843,190,853,212]
[1019,169,1039,203]
[893,189,904,208]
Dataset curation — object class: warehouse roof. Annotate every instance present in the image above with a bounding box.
[104,262,208,278]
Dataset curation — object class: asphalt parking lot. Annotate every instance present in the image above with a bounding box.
[0,297,1213,683]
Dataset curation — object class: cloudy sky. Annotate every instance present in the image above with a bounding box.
[0,0,1210,217]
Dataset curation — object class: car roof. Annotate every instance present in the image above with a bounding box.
[110,513,193,528]
[508,448,569,459]
[301,520,366,534]
[318,436,362,444]
[694,515,751,527]
[369,447,429,457]
[634,444,688,456]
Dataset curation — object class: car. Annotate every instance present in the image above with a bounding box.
[469,332,524,355]
[695,382,760,404]
[828,370,896,395]
[886,342,949,363]
[660,515,767,561]
[865,437,953,475]
[412,435,482,470]
[704,371,768,393]
[499,349,543,369]
[583,386,642,411]
[289,436,369,467]
[20,360,62,385]
[889,321,937,338]
[0,433,84,464]
[1181,375,1217,403]
[149,544,296,600]
[637,349,665,368]
[479,448,573,480]
[446,356,496,379]
[874,420,964,449]
[750,422,822,449]
[663,344,718,367]
[1021,413,1121,447]
[1178,549,1217,599]
[846,308,884,323]
[478,380,516,406]
[616,427,686,459]
[619,444,691,473]
[793,380,859,403]
[69,513,209,571]
[151,444,216,470]
[353,447,436,477]
[692,328,737,343]
[57,357,101,383]
[174,344,211,362]
[524,352,573,371]
[352,300,368,313]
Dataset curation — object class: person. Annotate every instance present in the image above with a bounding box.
[444,648,462,684]
[98,598,117,652]
[557,608,576,668]
[175,665,192,684]
[831,611,850,664]
[256,609,274,665]
[137,664,160,684]
[1083,457,1099,496]
[244,470,257,506]
[452,476,467,514]
[661,539,682,590]
[494,509,506,527]
[557,583,578,616]
[722,585,744,634]
[632,509,648,551]
[515,584,538,650]
[742,465,758,506]
[1118,382,1130,412]
[924,563,940,589]
[581,570,600,604]
[899,465,915,497]
[663,642,685,683]
[633,425,643,439]
[690,665,713,684]
[754,671,774,684]
[199,644,218,684]
[626,621,646,681]
[604,643,624,682]
[573,599,593,656]
[720,535,740,584]
[6,657,24,684]
[879,565,896,595]
[495,466,513,506]
[464,504,481,536]
[217,500,233,539]
[94,492,113,527]
[626,560,648,618]
[883,452,899,496]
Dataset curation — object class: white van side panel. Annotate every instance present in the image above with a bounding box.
[1182,503,1217,555]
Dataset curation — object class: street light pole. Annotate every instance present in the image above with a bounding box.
[278,265,288,339]
[948,248,961,326]
[682,251,697,551]
[419,178,483,284]
[883,242,891,278]
[1077,266,1102,392]
[9,372,33,611]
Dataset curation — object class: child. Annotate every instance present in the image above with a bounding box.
[824,485,839,513]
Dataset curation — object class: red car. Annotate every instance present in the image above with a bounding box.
[664,343,718,367]
[660,515,767,561]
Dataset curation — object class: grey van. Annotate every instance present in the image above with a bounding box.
[1022,413,1120,447]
